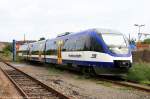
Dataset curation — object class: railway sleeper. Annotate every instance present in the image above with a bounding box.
[13,79,35,82]
[23,88,49,93]
[18,83,40,86]
[11,78,31,81]
[23,86,45,91]
[27,93,55,96]
[17,82,40,86]
[6,70,21,74]
[26,93,57,97]
[11,77,29,80]
[9,75,25,77]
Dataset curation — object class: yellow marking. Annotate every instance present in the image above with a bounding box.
[57,40,63,64]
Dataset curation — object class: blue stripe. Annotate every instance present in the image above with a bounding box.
[45,58,114,68]
[30,57,45,62]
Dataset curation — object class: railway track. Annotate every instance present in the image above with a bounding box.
[53,64,150,93]
[51,64,150,93]
[0,60,149,99]
[0,61,70,99]
[97,76,150,93]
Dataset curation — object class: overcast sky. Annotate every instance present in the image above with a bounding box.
[0,0,150,42]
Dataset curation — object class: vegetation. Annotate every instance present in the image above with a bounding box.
[3,43,12,52]
[1,44,12,60]
[48,65,65,75]
[1,43,23,62]
[96,81,112,87]
[125,62,150,85]
[38,37,45,41]
[142,38,150,44]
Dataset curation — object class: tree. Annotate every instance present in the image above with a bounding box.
[38,37,45,41]
[2,43,12,58]
[142,38,150,44]
[3,43,12,52]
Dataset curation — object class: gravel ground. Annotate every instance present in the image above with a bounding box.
[10,62,150,99]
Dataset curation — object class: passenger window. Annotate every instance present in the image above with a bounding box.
[62,35,103,52]
[90,36,103,52]
[76,37,84,51]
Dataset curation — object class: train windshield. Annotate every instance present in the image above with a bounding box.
[101,33,129,54]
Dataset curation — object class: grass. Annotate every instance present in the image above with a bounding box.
[96,81,112,87]
[117,87,133,91]
[48,65,65,75]
[125,62,150,85]
[74,74,91,80]
[0,51,12,61]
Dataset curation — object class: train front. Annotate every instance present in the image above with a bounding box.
[94,30,132,76]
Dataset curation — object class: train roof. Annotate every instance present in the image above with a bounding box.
[62,28,121,36]
[94,28,121,34]
[28,40,46,45]
[46,28,122,41]
[24,28,122,44]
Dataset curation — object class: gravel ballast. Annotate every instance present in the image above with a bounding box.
[10,62,150,99]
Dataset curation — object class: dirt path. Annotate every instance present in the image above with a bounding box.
[11,62,150,99]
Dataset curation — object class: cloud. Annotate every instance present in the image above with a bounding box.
[0,0,149,41]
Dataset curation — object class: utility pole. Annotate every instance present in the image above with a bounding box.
[12,40,16,61]
[24,33,26,43]
[128,33,130,42]
[134,24,145,42]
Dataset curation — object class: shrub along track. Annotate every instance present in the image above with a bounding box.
[0,60,70,99]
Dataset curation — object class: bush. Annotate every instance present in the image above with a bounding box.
[3,44,12,52]
[125,62,150,85]
[1,44,12,60]
[142,38,150,44]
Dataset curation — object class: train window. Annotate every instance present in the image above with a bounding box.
[62,39,67,51]
[75,37,84,51]
[84,35,91,51]
[90,36,103,52]
[62,34,103,52]
[31,44,36,55]
[19,44,29,55]
[70,38,76,51]
[45,40,57,55]
[63,37,78,51]
[63,38,71,51]
[53,41,57,55]
[62,35,92,51]
[46,41,51,55]
[39,42,45,51]
[75,35,91,51]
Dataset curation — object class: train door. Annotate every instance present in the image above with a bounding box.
[39,43,42,62]
[28,44,32,60]
[39,50,42,62]
[57,40,63,64]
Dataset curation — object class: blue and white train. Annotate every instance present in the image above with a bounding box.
[18,28,132,75]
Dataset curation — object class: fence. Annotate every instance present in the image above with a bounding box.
[132,50,150,63]
[136,44,150,50]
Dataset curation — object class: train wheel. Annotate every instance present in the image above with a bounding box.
[88,66,96,76]
[81,66,96,77]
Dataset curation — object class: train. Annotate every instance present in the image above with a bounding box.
[18,28,132,75]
